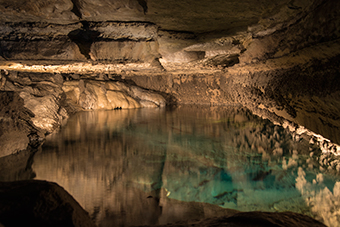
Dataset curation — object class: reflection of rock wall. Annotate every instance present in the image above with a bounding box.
[129,50,340,146]
[0,149,36,181]
[0,0,339,156]
[0,70,165,158]
[296,167,340,227]
[32,106,317,225]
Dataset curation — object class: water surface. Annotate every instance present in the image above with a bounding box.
[32,105,340,226]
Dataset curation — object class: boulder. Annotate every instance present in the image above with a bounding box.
[0,180,95,227]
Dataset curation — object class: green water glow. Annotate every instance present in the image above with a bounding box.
[32,105,340,226]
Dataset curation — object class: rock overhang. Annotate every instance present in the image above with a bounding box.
[0,0,326,66]
[0,0,340,153]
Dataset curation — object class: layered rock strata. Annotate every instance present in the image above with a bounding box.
[0,0,340,226]
[0,0,339,150]
[0,70,165,158]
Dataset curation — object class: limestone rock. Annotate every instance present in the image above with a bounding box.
[0,40,86,61]
[74,0,146,21]
[83,81,110,109]
[66,80,141,110]
[62,81,81,105]
[19,92,62,134]
[0,71,68,135]
[89,22,158,41]
[0,22,82,40]
[90,40,159,63]
[129,86,166,107]
[106,90,141,109]
[0,92,31,158]
[63,80,165,110]
[0,0,78,23]
[0,130,29,158]
[140,100,158,108]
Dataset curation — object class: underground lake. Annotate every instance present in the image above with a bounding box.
[21,105,340,227]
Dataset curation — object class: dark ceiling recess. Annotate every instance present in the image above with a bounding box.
[137,0,148,14]
[68,21,100,59]
[70,0,82,19]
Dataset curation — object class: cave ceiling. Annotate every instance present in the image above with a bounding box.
[0,0,299,32]
[0,0,325,68]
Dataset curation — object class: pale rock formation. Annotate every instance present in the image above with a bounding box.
[63,79,165,110]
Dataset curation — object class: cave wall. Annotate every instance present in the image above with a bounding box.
[0,0,340,151]
[1,1,340,226]
[0,70,166,158]
[2,0,338,64]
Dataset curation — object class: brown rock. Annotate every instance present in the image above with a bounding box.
[0,0,78,23]
[129,86,166,107]
[0,91,33,158]
[90,40,159,63]
[0,180,95,227]
[19,92,62,134]
[0,40,86,61]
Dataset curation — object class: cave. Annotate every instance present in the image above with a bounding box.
[0,0,340,226]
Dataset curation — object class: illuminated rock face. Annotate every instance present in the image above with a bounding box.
[0,0,339,138]
[0,71,165,158]
[0,0,339,172]
[0,1,339,226]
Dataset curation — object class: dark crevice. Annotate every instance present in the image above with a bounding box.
[158,29,197,40]
[70,0,82,19]
[68,21,100,59]
[205,54,240,68]
[137,0,148,14]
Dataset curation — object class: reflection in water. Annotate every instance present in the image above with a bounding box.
[32,105,340,226]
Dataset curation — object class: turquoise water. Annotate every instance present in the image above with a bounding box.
[32,105,340,226]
